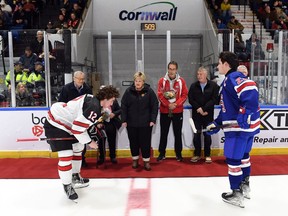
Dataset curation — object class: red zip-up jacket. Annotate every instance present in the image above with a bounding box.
[157,75,188,114]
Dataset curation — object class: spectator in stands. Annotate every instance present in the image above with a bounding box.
[277,1,288,15]
[59,7,69,21]
[15,82,33,106]
[60,0,71,12]
[234,32,248,61]
[58,71,92,167]
[22,0,36,28]
[0,9,8,29]
[30,30,53,57]
[27,61,45,89]
[5,61,28,88]
[12,3,27,28]
[274,6,288,21]
[272,16,288,42]
[220,0,232,23]
[71,2,83,19]
[216,18,227,32]
[212,4,222,21]
[19,46,38,72]
[261,5,276,30]
[0,87,11,107]
[53,14,66,33]
[249,0,262,12]
[245,33,265,60]
[76,0,86,9]
[46,21,57,34]
[67,12,80,31]
[0,0,12,14]
[27,61,46,106]
[0,0,12,27]
[227,16,245,34]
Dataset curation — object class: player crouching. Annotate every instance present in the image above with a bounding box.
[43,85,120,201]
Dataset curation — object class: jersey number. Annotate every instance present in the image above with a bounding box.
[88,111,97,122]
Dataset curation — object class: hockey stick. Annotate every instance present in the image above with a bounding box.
[96,148,99,168]
[16,137,76,142]
[17,111,109,143]
[100,129,107,169]
[188,118,239,134]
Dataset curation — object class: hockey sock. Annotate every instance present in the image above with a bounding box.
[241,153,251,180]
[72,143,84,174]
[226,158,243,190]
[58,150,73,185]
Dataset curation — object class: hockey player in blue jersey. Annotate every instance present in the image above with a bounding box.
[206,51,260,208]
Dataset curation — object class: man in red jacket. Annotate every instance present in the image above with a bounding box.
[157,61,188,162]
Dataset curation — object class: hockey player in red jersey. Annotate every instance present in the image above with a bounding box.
[206,52,260,208]
[44,85,119,201]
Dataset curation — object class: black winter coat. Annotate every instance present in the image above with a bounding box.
[121,83,159,127]
[188,80,219,125]
[58,81,92,103]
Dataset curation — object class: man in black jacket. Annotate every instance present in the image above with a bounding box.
[58,71,92,167]
[188,66,219,163]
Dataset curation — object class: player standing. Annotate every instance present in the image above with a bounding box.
[206,51,260,208]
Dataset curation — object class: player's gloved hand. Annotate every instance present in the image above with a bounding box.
[88,125,99,142]
[206,121,220,135]
[237,107,251,129]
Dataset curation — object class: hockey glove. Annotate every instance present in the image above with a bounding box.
[88,125,99,142]
[237,107,251,129]
[205,121,220,135]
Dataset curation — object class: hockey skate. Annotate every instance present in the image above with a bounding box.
[63,184,78,201]
[72,173,89,189]
[222,189,244,208]
[241,177,251,199]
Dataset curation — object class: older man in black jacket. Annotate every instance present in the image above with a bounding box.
[188,66,219,163]
[58,71,92,167]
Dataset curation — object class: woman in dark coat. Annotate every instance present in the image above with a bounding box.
[121,72,159,171]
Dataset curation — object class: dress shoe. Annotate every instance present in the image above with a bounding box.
[156,154,166,162]
[176,156,183,162]
[110,158,118,164]
[96,159,104,166]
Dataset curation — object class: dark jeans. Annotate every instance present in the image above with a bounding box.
[158,112,183,157]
